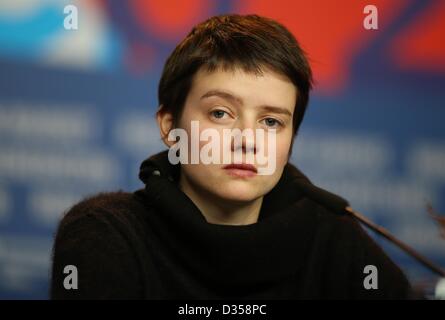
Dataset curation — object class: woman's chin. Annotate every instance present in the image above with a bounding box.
[215,186,261,203]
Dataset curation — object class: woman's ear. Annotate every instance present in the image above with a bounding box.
[156,105,175,147]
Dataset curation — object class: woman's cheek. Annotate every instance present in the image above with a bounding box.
[276,134,293,166]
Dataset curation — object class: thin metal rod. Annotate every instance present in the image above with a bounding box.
[346,206,445,278]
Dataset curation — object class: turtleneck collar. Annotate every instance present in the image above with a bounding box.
[136,150,320,296]
[139,150,314,220]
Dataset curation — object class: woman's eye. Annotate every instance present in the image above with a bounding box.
[210,109,228,119]
[263,118,282,128]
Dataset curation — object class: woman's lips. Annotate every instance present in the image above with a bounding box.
[223,164,257,178]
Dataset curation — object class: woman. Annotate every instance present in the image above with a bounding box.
[50,14,412,299]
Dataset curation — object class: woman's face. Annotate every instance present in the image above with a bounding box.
[168,66,296,203]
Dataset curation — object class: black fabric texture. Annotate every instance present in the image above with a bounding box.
[50,150,413,299]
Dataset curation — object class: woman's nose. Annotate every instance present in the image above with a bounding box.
[230,118,257,154]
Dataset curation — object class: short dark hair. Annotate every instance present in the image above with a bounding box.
[158,13,313,137]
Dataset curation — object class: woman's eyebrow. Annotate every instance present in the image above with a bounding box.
[259,105,292,117]
[200,89,243,105]
[200,89,292,117]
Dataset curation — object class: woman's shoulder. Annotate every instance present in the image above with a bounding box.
[55,189,151,241]
[61,190,146,222]
[51,190,148,299]
[307,200,412,298]
[308,199,389,256]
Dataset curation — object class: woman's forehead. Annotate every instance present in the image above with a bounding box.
[190,65,297,106]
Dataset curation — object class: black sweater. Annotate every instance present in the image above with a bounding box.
[50,150,412,299]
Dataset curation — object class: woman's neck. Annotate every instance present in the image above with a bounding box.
[179,174,263,226]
